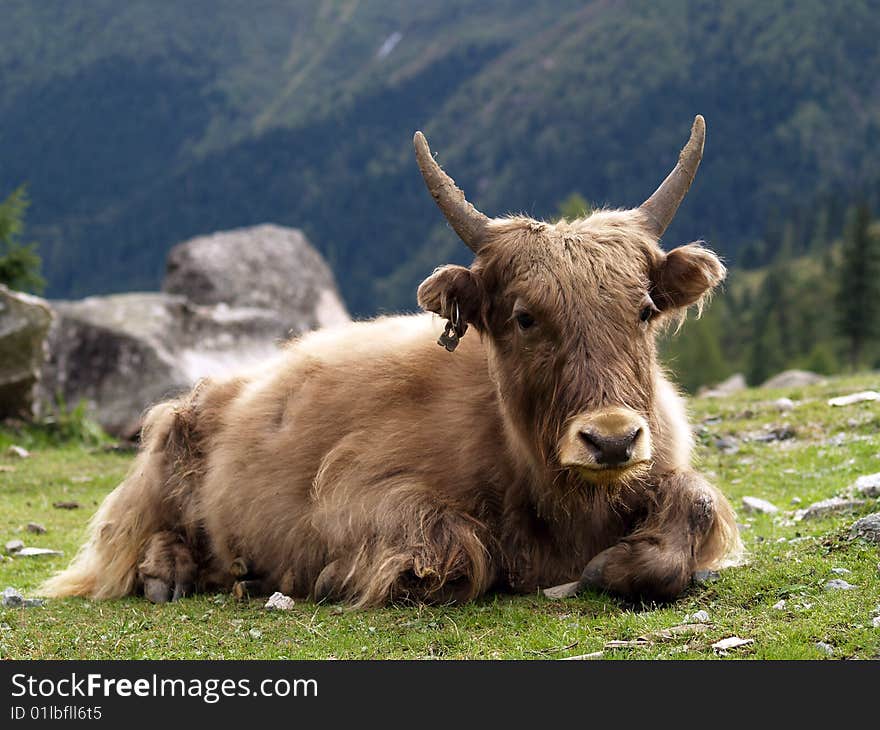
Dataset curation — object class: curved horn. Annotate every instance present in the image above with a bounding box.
[639,115,706,238]
[414,131,489,253]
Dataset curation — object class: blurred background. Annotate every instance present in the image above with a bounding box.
[2,0,880,418]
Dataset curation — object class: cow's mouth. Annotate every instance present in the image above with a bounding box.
[570,460,650,485]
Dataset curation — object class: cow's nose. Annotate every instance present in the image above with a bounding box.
[579,428,641,467]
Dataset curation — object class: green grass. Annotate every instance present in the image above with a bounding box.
[2,375,879,660]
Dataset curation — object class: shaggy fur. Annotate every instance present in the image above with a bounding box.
[43,166,742,609]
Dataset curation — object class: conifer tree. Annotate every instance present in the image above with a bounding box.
[0,185,44,293]
[836,203,880,369]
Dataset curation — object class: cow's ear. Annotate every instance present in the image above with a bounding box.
[418,264,486,331]
[651,243,726,311]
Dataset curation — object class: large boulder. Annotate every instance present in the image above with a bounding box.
[163,224,349,335]
[41,225,350,437]
[0,285,53,419]
[697,373,746,398]
[760,369,825,389]
[40,293,290,438]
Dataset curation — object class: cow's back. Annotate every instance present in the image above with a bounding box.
[195,313,506,592]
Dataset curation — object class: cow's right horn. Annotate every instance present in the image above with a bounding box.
[414,131,489,253]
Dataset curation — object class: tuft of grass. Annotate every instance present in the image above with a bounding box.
[1,375,879,659]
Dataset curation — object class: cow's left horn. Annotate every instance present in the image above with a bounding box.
[639,115,705,238]
[414,131,489,253]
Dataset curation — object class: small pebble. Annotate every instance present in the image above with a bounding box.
[248,628,262,640]
[264,591,295,611]
[25,522,46,534]
[790,497,802,505]
[873,616,880,628]
[824,579,857,591]
[742,496,779,514]
[815,642,834,656]
[830,568,851,575]
[6,445,30,459]
[4,540,24,554]
[774,397,794,412]
[2,587,23,607]
[772,599,786,610]
[52,501,81,510]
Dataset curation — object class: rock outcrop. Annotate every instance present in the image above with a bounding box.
[760,369,824,389]
[0,285,53,419]
[163,224,349,335]
[697,373,746,398]
[41,225,349,437]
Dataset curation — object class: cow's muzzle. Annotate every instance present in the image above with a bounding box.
[558,407,651,483]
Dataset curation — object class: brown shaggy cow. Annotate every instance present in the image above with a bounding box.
[42,115,742,607]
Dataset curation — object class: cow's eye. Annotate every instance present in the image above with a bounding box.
[515,311,536,330]
[639,296,659,326]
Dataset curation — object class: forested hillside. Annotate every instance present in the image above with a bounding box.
[1,0,879,321]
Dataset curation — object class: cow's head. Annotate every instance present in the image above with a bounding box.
[416,116,724,487]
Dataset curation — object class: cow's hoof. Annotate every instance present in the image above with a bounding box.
[171,582,193,602]
[230,557,249,579]
[542,581,580,599]
[144,577,172,604]
[233,579,266,601]
[579,549,613,590]
[313,560,343,603]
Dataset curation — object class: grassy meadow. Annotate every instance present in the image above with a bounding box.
[1,375,879,660]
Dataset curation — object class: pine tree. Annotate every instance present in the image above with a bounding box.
[836,203,880,369]
[0,185,44,293]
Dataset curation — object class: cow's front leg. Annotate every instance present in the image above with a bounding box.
[548,471,741,603]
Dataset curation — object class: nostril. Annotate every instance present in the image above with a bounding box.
[625,428,642,458]
[579,430,602,457]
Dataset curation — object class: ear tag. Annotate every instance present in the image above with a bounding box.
[437,301,467,352]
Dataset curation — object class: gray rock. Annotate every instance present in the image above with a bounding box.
[688,610,710,623]
[830,567,851,575]
[40,294,292,438]
[824,579,857,591]
[40,226,350,438]
[1,586,23,607]
[771,600,786,610]
[163,224,349,334]
[2,587,44,608]
[852,473,880,498]
[6,445,30,459]
[774,397,795,412]
[815,642,835,656]
[698,373,746,398]
[760,370,824,389]
[873,616,880,629]
[4,540,23,554]
[742,496,779,515]
[713,436,740,454]
[16,547,62,557]
[799,497,866,521]
[828,391,880,407]
[850,513,880,544]
[751,426,796,443]
[0,285,53,420]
